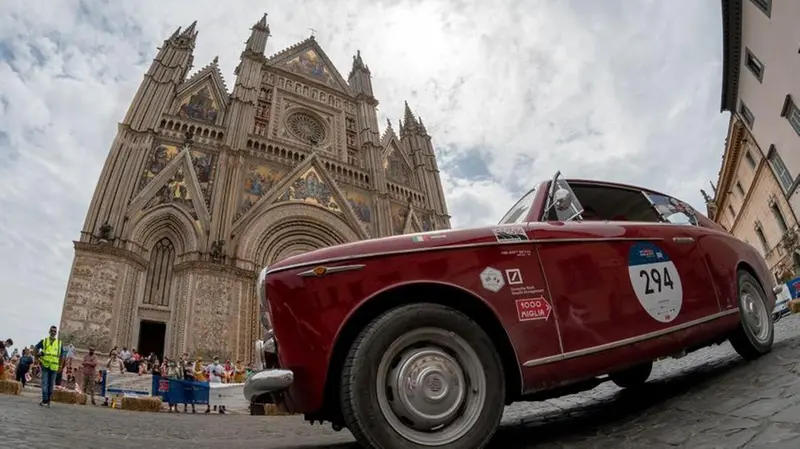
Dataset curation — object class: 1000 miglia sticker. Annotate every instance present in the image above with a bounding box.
[627,242,683,323]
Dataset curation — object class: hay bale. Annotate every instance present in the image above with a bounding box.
[52,388,86,405]
[264,403,295,416]
[121,396,162,413]
[790,299,800,314]
[0,379,22,395]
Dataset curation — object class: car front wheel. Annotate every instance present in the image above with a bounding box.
[340,303,505,449]
[729,270,774,360]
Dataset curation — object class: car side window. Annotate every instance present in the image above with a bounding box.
[643,192,698,226]
[567,183,663,222]
[499,187,537,225]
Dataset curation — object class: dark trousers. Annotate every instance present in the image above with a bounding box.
[15,368,29,387]
[41,367,57,404]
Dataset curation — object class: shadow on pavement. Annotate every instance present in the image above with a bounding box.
[281,336,798,449]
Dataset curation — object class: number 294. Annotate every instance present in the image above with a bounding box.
[639,267,674,294]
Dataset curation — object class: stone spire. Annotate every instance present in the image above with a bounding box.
[348,50,374,97]
[180,21,198,41]
[244,13,270,56]
[350,50,368,76]
[417,117,428,136]
[401,101,420,137]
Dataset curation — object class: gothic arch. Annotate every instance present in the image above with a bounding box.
[127,205,201,255]
[236,202,361,266]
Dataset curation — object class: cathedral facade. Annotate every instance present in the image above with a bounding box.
[58,16,450,362]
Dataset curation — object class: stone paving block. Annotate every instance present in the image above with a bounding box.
[0,315,798,448]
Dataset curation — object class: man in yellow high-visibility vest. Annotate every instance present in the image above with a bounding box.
[35,325,65,407]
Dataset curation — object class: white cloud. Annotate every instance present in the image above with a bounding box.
[0,0,729,347]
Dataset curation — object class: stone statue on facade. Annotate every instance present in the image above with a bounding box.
[210,239,226,263]
[183,131,194,150]
[98,222,114,242]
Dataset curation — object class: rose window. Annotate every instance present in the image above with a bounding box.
[286,112,326,145]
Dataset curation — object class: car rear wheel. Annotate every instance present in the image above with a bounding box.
[340,303,505,449]
[609,361,652,389]
[729,270,774,360]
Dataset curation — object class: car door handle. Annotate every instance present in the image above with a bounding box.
[672,236,695,244]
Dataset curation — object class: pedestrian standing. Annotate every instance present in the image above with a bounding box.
[164,359,183,412]
[81,346,98,405]
[179,353,196,413]
[34,326,64,407]
[0,338,12,379]
[102,349,124,407]
[15,348,33,387]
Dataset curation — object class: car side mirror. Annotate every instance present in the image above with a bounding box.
[553,188,573,212]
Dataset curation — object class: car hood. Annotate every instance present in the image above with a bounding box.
[266,225,515,273]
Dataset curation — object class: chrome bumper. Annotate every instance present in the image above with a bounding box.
[244,336,294,403]
[243,368,294,402]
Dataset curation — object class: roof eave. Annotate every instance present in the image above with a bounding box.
[720,0,743,113]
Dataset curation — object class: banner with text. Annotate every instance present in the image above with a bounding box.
[101,372,154,397]
[208,382,247,408]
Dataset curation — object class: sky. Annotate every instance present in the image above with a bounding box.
[0,0,730,348]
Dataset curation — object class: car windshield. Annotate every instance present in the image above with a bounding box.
[498,186,537,225]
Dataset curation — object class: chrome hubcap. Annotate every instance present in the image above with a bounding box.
[376,328,485,446]
[741,281,770,343]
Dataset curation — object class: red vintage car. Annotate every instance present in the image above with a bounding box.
[244,172,776,449]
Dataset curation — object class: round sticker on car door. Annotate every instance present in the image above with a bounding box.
[628,242,683,323]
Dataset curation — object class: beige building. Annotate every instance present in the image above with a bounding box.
[721,0,800,215]
[58,16,451,361]
[707,115,799,282]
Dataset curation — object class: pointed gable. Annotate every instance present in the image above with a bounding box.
[232,152,368,240]
[383,138,415,187]
[276,165,342,212]
[267,38,352,94]
[128,145,211,227]
[404,207,424,234]
[174,57,229,126]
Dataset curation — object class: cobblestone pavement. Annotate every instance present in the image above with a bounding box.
[3,315,800,449]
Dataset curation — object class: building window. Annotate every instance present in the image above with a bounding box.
[739,102,755,128]
[744,48,764,82]
[728,204,736,218]
[736,181,745,196]
[755,226,770,254]
[781,95,800,137]
[748,0,772,17]
[771,202,788,233]
[768,145,794,191]
[745,151,757,169]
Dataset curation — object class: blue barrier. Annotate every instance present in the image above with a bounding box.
[152,376,210,405]
[787,277,800,299]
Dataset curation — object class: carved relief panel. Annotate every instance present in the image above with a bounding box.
[60,254,124,352]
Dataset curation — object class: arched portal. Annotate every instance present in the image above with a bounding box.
[236,202,362,267]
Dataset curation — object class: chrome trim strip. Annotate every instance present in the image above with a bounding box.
[257,266,269,329]
[297,264,366,277]
[522,309,739,367]
[267,237,665,275]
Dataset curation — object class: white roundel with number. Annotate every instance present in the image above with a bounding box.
[627,242,683,323]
